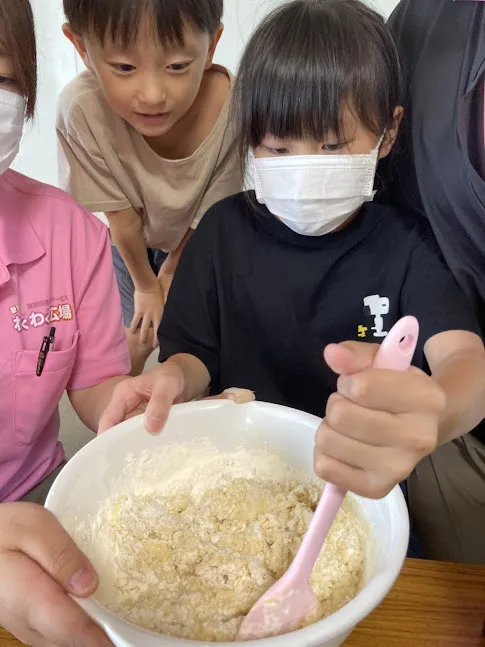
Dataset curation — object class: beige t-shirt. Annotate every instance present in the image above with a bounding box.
[56,66,242,251]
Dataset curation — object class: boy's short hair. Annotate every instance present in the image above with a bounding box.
[0,0,37,118]
[63,0,224,47]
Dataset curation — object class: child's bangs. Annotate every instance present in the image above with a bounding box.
[245,61,351,146]
[81,0,222,48]
[88,0,186,48]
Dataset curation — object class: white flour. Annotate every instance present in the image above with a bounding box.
[74,440,367,641]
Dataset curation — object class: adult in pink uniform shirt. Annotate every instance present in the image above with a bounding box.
[0,170,130,502]
[0,2,185,645]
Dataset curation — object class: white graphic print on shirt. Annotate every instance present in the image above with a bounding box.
[363,294,390,338]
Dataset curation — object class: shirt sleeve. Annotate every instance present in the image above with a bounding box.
[401,224,482,341]
[56,103,131,214]
[158,207,221,380]
[67,218,131,391]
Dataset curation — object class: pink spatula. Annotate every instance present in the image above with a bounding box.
[237,316,419,641]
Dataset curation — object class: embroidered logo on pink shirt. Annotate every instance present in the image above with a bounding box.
[12,302,74,332]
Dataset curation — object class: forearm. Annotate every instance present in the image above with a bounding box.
[107,209,157,291]
[164,353,211,402]
[69,376,129,432]
[433,351,485,444]
[159,228,194,278]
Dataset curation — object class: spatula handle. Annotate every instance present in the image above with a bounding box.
[373,316,420,371]
[290,317,420,581]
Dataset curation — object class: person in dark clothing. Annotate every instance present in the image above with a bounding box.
[379,0,485,564]
[381,0,485,314]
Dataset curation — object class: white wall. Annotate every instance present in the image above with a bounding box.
[14,0,400,187]
[216,0,400,73]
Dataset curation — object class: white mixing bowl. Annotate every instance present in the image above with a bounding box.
[46,400,409,647]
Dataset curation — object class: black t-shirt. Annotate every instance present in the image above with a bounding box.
[378,0,485,327]
[160,193,481,427]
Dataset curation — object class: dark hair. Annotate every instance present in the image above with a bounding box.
[0,0,37,118]
[64,0,224,48]
[233,0,403,164]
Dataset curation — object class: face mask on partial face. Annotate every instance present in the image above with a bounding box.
[0,90,25,176]
[252,137,384,236]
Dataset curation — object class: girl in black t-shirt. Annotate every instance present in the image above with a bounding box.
[103,0,485,563]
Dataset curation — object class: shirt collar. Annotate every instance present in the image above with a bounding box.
[0,171,45,269]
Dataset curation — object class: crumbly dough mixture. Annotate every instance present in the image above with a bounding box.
[75,442,367,642]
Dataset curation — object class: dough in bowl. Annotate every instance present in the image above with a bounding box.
[75,441,368,642]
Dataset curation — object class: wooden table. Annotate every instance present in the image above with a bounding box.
[1,559,484,646]
[346,559,485,646]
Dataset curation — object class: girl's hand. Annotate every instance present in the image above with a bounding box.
[132,285,165,349]
[99,361,186,434]
[99,355,255,436]
[0,503,112,647]
[316,341,445,499]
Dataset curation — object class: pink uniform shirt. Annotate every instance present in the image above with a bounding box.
[0,170,130,502]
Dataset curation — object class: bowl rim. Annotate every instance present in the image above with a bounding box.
[46,400,410,646]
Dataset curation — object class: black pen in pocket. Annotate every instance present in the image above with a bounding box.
[36,326,56,377]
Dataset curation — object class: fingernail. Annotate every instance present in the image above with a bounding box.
[144,412,162,433]
[69,568,96,595]
[337,375,352,396]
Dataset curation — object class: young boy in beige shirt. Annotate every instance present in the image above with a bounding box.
[57,0,242,375]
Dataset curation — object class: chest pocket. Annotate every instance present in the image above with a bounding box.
[13,332,79,446]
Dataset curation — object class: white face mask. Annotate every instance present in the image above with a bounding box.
[252,138,383,236]
[0,90,25,176]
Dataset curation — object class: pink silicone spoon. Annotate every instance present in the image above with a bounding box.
[237,316,420,641]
